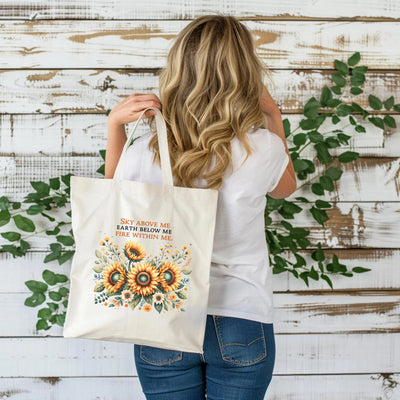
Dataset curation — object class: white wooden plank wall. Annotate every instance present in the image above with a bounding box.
[0,2,399,399]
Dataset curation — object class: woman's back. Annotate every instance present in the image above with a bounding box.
[123,125,289,324]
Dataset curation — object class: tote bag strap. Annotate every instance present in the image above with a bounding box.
[113,106,174,188]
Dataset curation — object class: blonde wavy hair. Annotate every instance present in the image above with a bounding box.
[145,14,274,189]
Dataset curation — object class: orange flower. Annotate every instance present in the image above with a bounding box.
[143,304,152,312]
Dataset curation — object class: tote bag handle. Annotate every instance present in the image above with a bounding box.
[113,107,174,188]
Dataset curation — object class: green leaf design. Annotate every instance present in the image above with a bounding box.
[94,282,105,292]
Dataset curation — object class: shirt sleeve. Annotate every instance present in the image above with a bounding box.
[265,131,290,193]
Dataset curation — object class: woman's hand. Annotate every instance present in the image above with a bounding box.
[108,93,162,127]
[105,93,162,179]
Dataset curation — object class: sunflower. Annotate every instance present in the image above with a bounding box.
[159,261,181,292]
[102,262,126,292]
[127,262,159,296]
[124,241,146,261]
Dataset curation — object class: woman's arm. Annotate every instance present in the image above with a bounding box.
[104,93,162,179]
[260,84,297,196]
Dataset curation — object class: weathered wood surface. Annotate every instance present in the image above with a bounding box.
[0,374,398,400]
[0,69,399,114]
[1,248,398,293]
[0,333,399,376]
[1,1,400,20]
[1,2,400,399]
[2,154,400,201]
[1,21,400,69]
[2,290,398,337]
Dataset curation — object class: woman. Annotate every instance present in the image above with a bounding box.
[105,14,296,400]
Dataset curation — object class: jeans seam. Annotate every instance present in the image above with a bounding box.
[139,345,183,366]
[213,315,267,366]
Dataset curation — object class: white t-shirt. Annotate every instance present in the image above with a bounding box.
[123,127,289,324]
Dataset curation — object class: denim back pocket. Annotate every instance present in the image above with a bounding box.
[213,315,267,366]
[139,345,183,366]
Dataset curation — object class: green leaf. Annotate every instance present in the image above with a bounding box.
[1,231,21,241]
[130,295,141,310]
[347,52,360,66]
[336,104,353,117]
[350,87,363,95]
[282,201,302,215]
[61,173,72,188]
[0,209,11,227]
[25,293,46,307]
[42,270,58,286]
[58,251,75,265]
[176,291,187,299]
[309,266,319,280]
[314,142,332,164]
[368,116,385,129]
[303,97,320,119]
[30,181,50,196]
[99,149,106,161]
[338,151,359,162]
[383,115,396,128]
[293,159,309,172]
[299,271,310,287]
[310,207,329,226]
[94,282,105,292]
[49,291,62,301]
[311,182,324,195]
[383,96,394,110]
[355,125,366,133]
[38,308,52,320]
[352,266,371,273]
[320,274,333,289]
[320,86,332,107]
[325,166,343,181]
[283,118,291,138]
[293,133,307,146]
[25,280,48,293]
[49,177,60,190]
[325,137,340,148]
[319,175,334,191]
[368,94,382,110]
[350,73,365,86]
[308,131,324,143]
[13,214,35,232]
[334,59,349,75]
[315,199,332,209]
[332,115,340,124]
[56,235,74,246]
[331,73,346,87]
[181,268,192,275]
[337,133,352,145]
[44,251,61,263]
[26,205,46,215]
[331,85,342,95]
[295,197,310,203]
[326,98,341,108]
[93,264,104,273]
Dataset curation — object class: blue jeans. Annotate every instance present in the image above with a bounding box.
[134,314,276,399]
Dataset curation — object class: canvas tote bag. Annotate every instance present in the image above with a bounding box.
[63,106,219,354]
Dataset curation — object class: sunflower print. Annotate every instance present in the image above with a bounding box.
[93,236,193,313]
[102,262,126,292]
[158,261,182,292]
[127,262,160,297]
[124,241,146,261]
